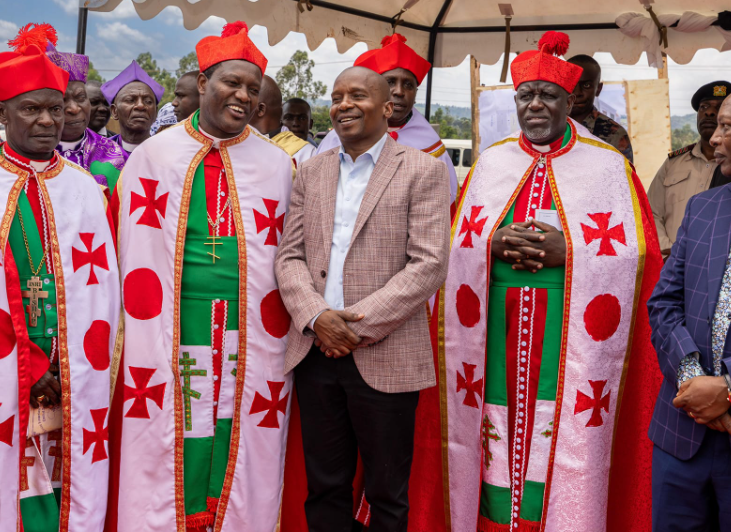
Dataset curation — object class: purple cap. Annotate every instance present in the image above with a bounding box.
[45,43,89,83]
[100,60,165,104]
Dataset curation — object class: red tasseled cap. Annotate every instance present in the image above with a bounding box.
[510,31,583,93]
[355,32,431,85]
[196,20,267,74]
[0,22,68,101]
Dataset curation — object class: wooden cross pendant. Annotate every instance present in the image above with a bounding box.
[22,276,49,328]
[205,235,223,264]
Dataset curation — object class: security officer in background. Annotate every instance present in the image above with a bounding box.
[648,81,730,258]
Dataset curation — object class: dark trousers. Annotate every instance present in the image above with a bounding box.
[294,346,419,532]
[653,430,731,531]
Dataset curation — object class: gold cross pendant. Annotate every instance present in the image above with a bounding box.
[205,235,223,264]
[21,276,49,328]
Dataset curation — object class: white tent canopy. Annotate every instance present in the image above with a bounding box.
[87,0,731,67]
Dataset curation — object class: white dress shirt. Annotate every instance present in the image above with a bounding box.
[309,133,388,328]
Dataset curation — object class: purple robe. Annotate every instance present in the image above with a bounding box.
[57,129,127,187]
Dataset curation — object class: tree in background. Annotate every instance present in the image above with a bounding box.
[275,50,327,101]
[671,123,700,151]
[176,52,199,78]
[432,107,471,139]
[311,105,332,135]
[87,61,103,82]
[136,52,176,106]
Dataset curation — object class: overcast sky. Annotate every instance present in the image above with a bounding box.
[3,0,731,116]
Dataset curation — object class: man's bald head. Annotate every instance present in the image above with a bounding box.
[249,75,283,135]
[330,66,394,158]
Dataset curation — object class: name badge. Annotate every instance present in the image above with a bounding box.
[534,209,563,232]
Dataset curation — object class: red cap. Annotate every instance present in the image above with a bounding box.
[196,21,268,74]
[0,23,69,101]
[510,31,583,93]
[355,34,431,85]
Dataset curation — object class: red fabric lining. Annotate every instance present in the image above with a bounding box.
[605,167,662,532]
[478,514,540,532]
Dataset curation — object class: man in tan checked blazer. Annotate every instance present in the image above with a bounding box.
[275,67,451,532]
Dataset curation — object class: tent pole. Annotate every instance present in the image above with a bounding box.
[424,0,453,122]
[424,31,437,121]
[76,7,88,55]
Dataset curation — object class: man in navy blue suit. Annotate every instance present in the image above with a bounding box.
[648,96,731,531]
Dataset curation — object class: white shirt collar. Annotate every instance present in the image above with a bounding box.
[58,131,86,152]
[98,127,107,136]
[199,124,229,149]
[121,139,140,153]
[338,132,388,165]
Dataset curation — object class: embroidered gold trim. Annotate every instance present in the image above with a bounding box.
[171,135,213,530]
[35,173,72,531]
[212,145,249,532]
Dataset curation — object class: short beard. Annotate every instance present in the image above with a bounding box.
[524,125,554,144]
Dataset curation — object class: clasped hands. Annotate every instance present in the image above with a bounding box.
[491,220,566,273]
[30,363,61,409]
[313,309,364,358]
[673,376,731,433]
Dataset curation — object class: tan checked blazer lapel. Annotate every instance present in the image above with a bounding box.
[320,149,340,265]
[350,136,404,245]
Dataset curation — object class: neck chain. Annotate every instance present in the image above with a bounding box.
[206,167,231,232]
[16,207,49,276]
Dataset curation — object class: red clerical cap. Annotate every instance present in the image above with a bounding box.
[510,31,583,93]
[0,23,69,102]
[355,34,431,85]
[196,21,268,74]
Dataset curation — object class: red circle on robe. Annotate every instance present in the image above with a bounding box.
[0,309,16,359]
[84,320,111,371]
[124,268,163,320]
[584,294,622,342]
[261,289,291,339]
[456,284,480,328]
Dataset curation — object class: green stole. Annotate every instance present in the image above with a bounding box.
[480,127,569,525]
[2,148,60,531]
[179,111,239,524]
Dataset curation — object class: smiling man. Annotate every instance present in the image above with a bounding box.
[276,65,450,531]
[0,22,120,532]
[109,21,294,532]
[647,80,730,258]
[45,44,126,189]
[101,61,164,158]
[437,32,662,532]
[316,34,459,206]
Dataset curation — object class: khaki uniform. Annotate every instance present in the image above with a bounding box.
[647,142,717,255]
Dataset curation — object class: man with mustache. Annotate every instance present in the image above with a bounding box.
[276,66,450,531]
[108,21,294,532]
[0,22,120,532]
[567,54,633,162]
[45,44,126,189]
[316,34,458,206]
[86,80,112,136]
[436,32,662,531]
[648,81,730,258]
[647,95,731,531]
[101,60,164,158]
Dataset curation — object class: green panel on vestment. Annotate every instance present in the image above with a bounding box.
[180,298,238,346]
[481,126,570,524]
[520,480,546,522]
[480,483,511,524]
[485,287,508,406]
[180,109,240,518]
[183,436,214,515]
[20,493,59,532]
[536,291,563,401]
[208,418,233,499]
[53,487,61,506]
[7,192,58,358]
[88,160,120,190]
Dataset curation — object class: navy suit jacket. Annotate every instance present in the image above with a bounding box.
[648,184,731,459]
